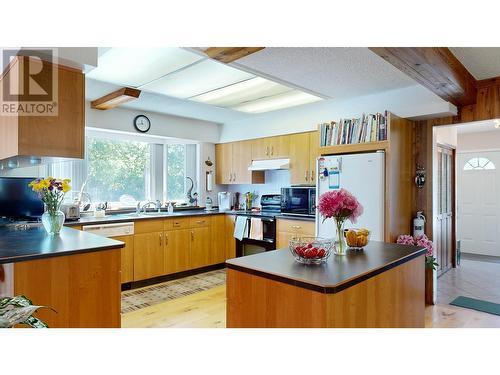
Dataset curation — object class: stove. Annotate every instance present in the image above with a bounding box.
[234,194,280,257]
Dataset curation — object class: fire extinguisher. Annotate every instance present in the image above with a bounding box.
[413,211,426,238]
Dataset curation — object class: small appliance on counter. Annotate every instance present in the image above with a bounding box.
[61,203,81,221]
[281,187,316,217]
[218,192,233,211]
[205,196,213,211]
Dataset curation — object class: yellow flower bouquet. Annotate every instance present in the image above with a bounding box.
[29,177,71,235]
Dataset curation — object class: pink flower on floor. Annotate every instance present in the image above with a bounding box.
[317,188,363,223]
[396,234,415,246]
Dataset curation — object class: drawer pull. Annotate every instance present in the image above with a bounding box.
[196,220,205,224]
[291,225,302,229]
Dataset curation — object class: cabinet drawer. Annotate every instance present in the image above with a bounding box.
[165,217,190,230]
[189,216,211,228]
[134,219,164,234]
[277,218,315,235]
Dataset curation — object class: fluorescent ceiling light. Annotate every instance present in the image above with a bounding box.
[86,48,202,87]
[231,90,323,113]
[140,59,254,99]
[190,77,293,107]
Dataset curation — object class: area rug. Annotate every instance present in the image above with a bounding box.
[450,296,500,316]
[121,269,226,314]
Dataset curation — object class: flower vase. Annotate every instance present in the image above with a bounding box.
[41,210,65,235]
[334,219,347,255]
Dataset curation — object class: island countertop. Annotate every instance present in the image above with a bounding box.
[226,241,426,294]
[0,225,124,264]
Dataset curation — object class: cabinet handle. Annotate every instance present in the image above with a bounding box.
[229,173,232,182]
[271,146,274,155]
[266,146,269,156]
[196,220,205,224]
[191,231,194,241]
[310,170,315,181]
[305,170,309,181]
[291,225,302,229]
[233,173,236,182]
[165,233,168,246]
[159,233,162,246]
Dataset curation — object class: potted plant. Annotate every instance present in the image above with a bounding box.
[397,234,438,305]
[29,177,71,235]
[317,188,363,255]
[0,295,49,328]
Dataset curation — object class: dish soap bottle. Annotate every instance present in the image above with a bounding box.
[167,202,174,214]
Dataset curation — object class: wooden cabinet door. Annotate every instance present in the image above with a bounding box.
[215,143,233,184]
[289,132,312,185]
[268,135,290,159]
[112,235,134,283]
[309,131,319,182]
[210,215,227,265]
[190,227,211,269]
[251,138,269,160]
[276,219,316,248]
[164,229,191,275]
[133,231,165,281]
[225,215,236,260]
[232,140,253,184]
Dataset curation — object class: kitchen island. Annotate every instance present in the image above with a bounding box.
[0,225,124,328]
[226,242,426,328]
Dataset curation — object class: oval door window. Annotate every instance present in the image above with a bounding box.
[463,157,496,171]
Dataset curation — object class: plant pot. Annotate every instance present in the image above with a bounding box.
[41,210,65,235]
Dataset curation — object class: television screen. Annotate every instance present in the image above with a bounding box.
[0,177,44,219]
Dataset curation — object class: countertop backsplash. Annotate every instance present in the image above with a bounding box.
[226,169,290,207]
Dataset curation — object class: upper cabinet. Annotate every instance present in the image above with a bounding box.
[251,135,290,160]
[289,131,318,185]
[215,140,264,185]
[0,56,85,164]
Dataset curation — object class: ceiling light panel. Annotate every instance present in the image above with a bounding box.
[231,90,323,113]
[86,48,203,87]
[190,77,293,107]
[141,59,255,99]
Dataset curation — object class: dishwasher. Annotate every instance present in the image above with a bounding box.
[82,222,135,237]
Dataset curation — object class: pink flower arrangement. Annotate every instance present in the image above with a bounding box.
[397,234,437,270]
[318,188,363,224]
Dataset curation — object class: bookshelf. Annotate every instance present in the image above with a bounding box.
[318,111,392,156]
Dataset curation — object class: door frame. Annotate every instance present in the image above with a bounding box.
[435,143,457,272]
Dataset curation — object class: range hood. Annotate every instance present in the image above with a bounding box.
[248,158,290,171]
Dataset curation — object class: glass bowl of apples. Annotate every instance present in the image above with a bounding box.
[289,237,333,264]
[344,228,370,250]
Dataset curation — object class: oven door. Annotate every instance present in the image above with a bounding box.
[281,188,310,215]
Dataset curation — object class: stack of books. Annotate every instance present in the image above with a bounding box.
[319,111,388,147]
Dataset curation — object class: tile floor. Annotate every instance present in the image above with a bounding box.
[437,256,500,305]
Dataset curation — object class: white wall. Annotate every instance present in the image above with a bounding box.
[458,131,500,152]
[86,102,221,143]
[219,85,456,142]
[435,126,457,148]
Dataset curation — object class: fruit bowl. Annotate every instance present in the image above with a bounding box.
[344,228,370,250]
[289,237,333,264]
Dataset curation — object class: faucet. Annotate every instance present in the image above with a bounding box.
[136,201,159,215]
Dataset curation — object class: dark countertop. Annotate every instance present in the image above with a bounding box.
[63,209,315,227]
[226,241,426,294]
[0,225,124,264]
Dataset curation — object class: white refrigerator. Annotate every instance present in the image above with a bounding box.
[316,151,385,241]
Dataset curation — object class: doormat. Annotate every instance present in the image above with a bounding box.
[450,296,500,316]
[121,269,226,314]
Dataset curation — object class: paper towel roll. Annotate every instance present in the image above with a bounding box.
[206,171,213,192]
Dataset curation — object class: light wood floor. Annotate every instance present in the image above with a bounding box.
[121,284,500,328]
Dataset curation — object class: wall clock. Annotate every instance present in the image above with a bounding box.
[133,115,151,133]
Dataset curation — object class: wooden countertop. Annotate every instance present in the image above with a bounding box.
[226,241,426,293]
[0,226,124,264]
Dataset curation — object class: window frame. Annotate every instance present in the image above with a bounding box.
[463,156,496,171]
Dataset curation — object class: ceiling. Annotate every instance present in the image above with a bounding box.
[85,47,427,123]
[456,119,500,134]
[450,47,500,80]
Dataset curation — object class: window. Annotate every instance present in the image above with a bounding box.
[463,157,496,171]
[45,129,198,209]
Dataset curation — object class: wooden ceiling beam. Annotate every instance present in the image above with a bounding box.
[91,87,141,110]
[369,47,477,107]
[204,47,264,63]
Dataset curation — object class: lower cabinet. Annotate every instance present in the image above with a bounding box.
[225,215,236,259]
[164,229,191,275]
[112,235,134,283]
[276,218,316,249]
[210,214,227,264]
[190,226,211,269]
[133,231,165,281]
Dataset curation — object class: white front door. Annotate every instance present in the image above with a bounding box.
[457,151,500,256]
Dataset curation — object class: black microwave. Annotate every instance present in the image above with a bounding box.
[280,187,316,217]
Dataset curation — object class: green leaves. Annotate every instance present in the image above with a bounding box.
[425,256,439,271]
[0,295,50,328]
